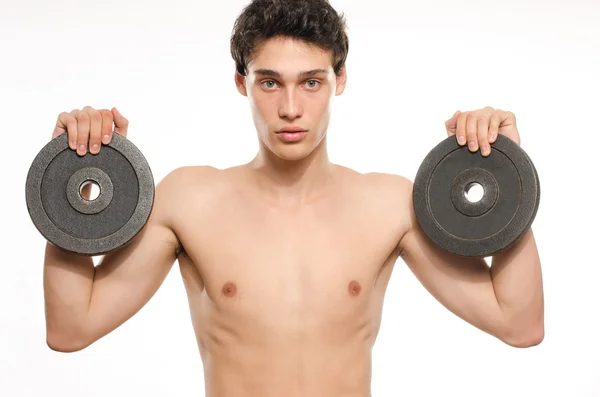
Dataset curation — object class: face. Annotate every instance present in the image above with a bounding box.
[235,36,347,161]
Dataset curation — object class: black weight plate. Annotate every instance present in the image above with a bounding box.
[25,133,154,256]
[413,134,540,257]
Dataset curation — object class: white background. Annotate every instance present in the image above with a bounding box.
[1,0,599,396]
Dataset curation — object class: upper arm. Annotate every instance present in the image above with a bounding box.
[395,177,506,337]
[84,167,189,344]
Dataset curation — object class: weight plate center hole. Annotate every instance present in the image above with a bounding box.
[80,180,101,201]
[464,182,484,203]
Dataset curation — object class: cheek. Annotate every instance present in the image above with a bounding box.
[251,91,277,119]
[249,95,277,137]
[309,94,332,122]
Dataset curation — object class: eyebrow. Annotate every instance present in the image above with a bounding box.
[253,68,329,78]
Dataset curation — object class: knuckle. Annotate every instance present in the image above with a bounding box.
[99,109,112,118]
[65,116,77,128]
[90,111,102,123]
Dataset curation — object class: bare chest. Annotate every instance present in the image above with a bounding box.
[176,192,403,331]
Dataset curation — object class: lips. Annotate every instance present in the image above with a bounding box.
[277,126,307,133]
[277,130,306,134]
[276,128,308,143]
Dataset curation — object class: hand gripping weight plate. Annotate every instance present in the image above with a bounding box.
[413,134,540,257]
[25,133,155,256]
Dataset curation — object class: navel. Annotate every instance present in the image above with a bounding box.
[348,280,362,296]
[222,282,237,297]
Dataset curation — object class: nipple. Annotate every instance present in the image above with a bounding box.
[348,280,362,296]
[222,282,237,297]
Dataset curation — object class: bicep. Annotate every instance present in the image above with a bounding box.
[398,197,505,336]
[85,176,181,343]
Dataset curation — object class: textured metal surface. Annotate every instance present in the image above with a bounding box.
[66,167,114,215]
[413,134,540,257]
[26,133,155,255]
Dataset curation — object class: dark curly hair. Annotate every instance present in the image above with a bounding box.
[230,0,349,77]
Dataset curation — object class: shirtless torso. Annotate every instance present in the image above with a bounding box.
[174,165,406,396]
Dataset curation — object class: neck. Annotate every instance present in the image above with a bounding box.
[248,136,334,206]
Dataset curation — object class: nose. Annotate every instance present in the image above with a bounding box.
[278,88,303,120]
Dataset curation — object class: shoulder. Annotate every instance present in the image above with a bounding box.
[333,165,412,192]
[352,171,414,212]
[363,171,414,222]
[159,165,222,188]
[338,167,415,244]
[362,171,417,244]
[360,171,413,194]
[151,165,227,217]
[331,165,414,205]
[156,165,239,198]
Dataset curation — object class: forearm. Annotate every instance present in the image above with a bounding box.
[490,228,544,345]
[44,242,95,349]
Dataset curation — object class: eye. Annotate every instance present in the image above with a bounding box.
[261,80,278,89]
[305,80,320,89]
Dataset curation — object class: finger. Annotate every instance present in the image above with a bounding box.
[499,109,516,125]
[111,107,129,137]
[455,112,468,146]
[54,112,78,150]
[52,112,68,139]
[83,106,102,155]
[76,112,90,156]
[489,111,501,143]
[465,113,478,152]
[477,116,490,156]
[99,109,114,145]
[445,110,461,136]
[69,109,83,150]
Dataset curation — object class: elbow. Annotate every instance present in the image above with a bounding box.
[500,325,545,348]
[47,339,89,353]
[46,329,92,353]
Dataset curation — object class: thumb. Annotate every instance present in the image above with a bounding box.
[111,107,129,136]
[445,110,461,134]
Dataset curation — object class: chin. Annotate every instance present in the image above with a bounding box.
[271,143,314,161]
[262,136,317,161]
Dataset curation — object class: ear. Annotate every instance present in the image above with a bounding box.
[235,71,248,97]
[335,65,347,96]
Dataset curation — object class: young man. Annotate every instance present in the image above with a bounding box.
[44,0,544,395]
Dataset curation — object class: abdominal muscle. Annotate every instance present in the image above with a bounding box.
[178,255,387,397]
[202,332,374,397]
